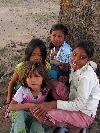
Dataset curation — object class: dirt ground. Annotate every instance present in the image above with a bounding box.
[0,0,60,132]
[0,1,100,133]
[0,0,60,48]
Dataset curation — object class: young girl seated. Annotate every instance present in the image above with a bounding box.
[8,61,53,133]
[32,40,100,133]
[5,38,57,113]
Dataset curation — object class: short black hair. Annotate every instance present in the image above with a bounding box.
[50,23,68,36]
[73,40,94,58]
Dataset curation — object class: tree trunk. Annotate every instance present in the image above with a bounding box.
[59,0,100,79]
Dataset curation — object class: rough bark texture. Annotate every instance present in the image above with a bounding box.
[59,0,100,133]
[59,0,100,79]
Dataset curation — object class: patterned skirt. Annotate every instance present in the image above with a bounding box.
[47,109,94,128]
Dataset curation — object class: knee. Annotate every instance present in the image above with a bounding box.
[17,110,25,119]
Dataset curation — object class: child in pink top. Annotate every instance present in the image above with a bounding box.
[8,61,51,133]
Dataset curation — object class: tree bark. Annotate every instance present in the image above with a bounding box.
[59,0,100,79]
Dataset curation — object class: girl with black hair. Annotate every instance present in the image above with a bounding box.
[33,40,100,133]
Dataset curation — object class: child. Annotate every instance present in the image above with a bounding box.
[33,40,100,133]
[49,23,72,82]
[6,38,57,105]
[8,61,51,133]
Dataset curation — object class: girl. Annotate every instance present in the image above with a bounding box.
[49,23,72,82]
[6,38,57,105]
[33,40,100,133]
[8,61,51,133]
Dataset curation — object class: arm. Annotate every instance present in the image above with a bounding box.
[8,99,37,113]
[50,52,62,66]
[59,62,69,72]
[50,59,62,66]
[33,101,57,117]
[35,76,91,114]
[7,70,18,103]
[57,76,92,111]
[50,57,69,72]
[8,99,29,111]
[32,101,57,124]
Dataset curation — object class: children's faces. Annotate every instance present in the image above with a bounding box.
[71,46,90,70]
[50,30,66,47]
[26,70,43,92]
[30,47,42,62]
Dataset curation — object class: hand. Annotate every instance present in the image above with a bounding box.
[33,101,57,117]
[50,53,56,60]
[33,101,56,124]
[4,103,10,112]
[28,103,37,114]
[33,105,46,123]
[58,76,68,83]
[40,101,57,111]
[3,104,10,118]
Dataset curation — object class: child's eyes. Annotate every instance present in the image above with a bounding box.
[52,35,62,38]
[80,56,86,59]
[72,53,76,56]
[53,34,56,37]
[72,53,86,60]
[31,54,41,56]
[34,75,41,77]
[28,75,41,78]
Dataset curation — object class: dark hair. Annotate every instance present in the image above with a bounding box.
[49,23,68,49]
[73,40,94,58]
[50,23,68,36]
[19,61,50,94]
[25,38,47,64]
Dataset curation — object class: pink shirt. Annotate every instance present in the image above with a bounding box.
[13,86,48,104]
